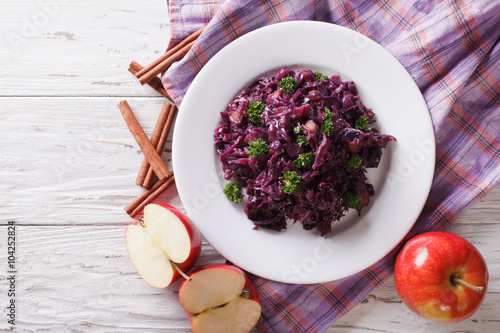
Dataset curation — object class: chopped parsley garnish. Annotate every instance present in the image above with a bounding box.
[297,135,308,146]
[342,191,362,209]
[345,155,362,173]
[292,152,314,168]
[355,116,371,132]
[278,77,298,94]
[282,171,301,194]
[223,182,243,203]
[247,101,265,125]
[247,138,269,158]
[314,71,329,82]
[293,125,302,134]
[320,107,334,136]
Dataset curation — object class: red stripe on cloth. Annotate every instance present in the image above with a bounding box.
[470,61,500,108]
[435,146,492,199]
[330,0,372,38]
[310,0,316,14]
[168,0,179,46]
[361,264,391,288]
[372,0,415,30]
[215,2,246,42]
[201,0,220,24]
[420,198,457,229]
[446,0,489,62]
[314,284,355,316]
[161,77,183,106]
[408,28,460,106]
[375,0,461,107]
[373,0,461,106]
[259,0,289,23]
[448,103,500,162]
[185,42,210,74]
[257,283,313,332]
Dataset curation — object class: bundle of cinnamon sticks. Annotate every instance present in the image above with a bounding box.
[128,26,205,101]
[118,101,176,217]
[120,27,205,218]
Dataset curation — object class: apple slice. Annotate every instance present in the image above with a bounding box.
[179,264,261,333]
[125,203,201,288]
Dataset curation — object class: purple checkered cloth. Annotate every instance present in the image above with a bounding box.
[161,0,500,332]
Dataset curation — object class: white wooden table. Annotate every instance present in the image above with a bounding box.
[1,1,498,332]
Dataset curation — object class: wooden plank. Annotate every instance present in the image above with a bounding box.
[330,283,500,332]
[0,97,178,225]
[0,1,170,97]
[453,188,500,224]
[0,225,225,332]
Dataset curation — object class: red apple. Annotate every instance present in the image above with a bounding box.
[394,231,488,323]
[125,203,201,288]
[179,264,261,333]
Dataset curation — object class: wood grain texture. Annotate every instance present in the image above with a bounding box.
[0,97,177,225]
[1,1,499,332]
[0,225,224,332]
[1,1,169,97]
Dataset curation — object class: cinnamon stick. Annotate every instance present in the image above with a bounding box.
[128,61,172,100]
[117,100,169,180]
[135,26,205,80]
[125,174,176,217]
[142,104,177,188]
[138,40,196,85]
[135,103,172,186]
[125,175,168,215]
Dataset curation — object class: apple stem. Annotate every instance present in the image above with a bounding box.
[170,260,191,281]
[241,288,250,299]
[138,218,145,227]
[451,275,484,294]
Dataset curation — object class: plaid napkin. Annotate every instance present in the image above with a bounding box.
[161,0,500,332]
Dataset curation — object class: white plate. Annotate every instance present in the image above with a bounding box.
[173,21,435,284]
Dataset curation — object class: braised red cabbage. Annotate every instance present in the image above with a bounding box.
[214,68,395,235]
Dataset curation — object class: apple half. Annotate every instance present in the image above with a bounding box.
[179,264,261,333]
[125,203,202,288]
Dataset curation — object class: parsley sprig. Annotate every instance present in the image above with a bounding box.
[345,155,362,173]
[321,108,334,136]
[292,152,314,168]
[342,191,362,209]
[278,77,298,94]
[297,135,308,146]
[314,71,329,82]
[247,138,269,158]
[247,101,265,125]
[282,171,301,194]
[223,182,243,203]
[355,116,371,132]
